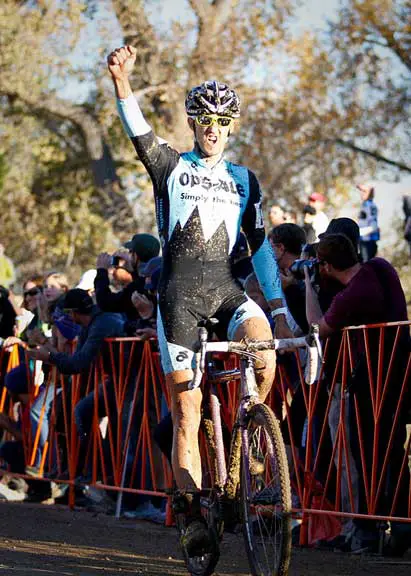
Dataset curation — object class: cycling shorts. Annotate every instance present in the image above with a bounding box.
[157,289,269,375]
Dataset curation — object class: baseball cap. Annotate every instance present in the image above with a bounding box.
[63,289,94,314]
[146,267,161,292]
[76,269,97,291]
[5,363,29,396]
[319,217,360,249]
[140,256,162,277]
[309,192,326,203]
[52,306,82,340]
[123,233,160,262]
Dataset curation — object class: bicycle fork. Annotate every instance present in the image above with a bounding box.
[224,357,259,500]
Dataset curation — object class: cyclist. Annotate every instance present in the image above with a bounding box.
[108,45,291,562]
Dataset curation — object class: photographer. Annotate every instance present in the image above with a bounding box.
[270,223,308,333]
[95,233,160,330]
[305,232,410,555]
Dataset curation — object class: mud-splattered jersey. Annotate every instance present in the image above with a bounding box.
[117,94,282,303]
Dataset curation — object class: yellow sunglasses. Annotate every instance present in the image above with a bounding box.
[194,115,233,128]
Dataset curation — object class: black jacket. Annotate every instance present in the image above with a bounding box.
[94,268,145,320]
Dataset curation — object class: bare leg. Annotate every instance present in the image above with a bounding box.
[234,316,276,401]
[166,370,203,491]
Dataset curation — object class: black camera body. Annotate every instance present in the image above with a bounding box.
[111,255,121,267]
[289,258,320,283]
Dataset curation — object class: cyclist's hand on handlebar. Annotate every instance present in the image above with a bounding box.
[274,315,294,340]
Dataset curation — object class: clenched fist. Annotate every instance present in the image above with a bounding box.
[107,45,137,81]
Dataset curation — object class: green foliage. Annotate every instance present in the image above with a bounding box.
[0,0,409,285]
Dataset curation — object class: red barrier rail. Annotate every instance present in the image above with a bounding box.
[0,323,409,544]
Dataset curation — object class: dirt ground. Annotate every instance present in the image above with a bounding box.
[0,502,409,576]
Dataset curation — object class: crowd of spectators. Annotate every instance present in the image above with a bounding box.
[0,232,164,517]
[0,186,409,554]
[266,196,410,555]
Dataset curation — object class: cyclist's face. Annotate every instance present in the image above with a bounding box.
[188,117,231,158]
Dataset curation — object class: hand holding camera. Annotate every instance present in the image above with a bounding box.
[111,249,133,270]
[96,252,113,270]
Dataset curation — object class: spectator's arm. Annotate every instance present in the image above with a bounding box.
[131,291,154,320]
[0,413,23,441]
[304,269,333,338]
[94,267,125,312]
[49,327,104,374]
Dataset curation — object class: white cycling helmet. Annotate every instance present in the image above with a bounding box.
[185,80,241,118]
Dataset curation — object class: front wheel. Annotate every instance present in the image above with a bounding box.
[241,403,292,576]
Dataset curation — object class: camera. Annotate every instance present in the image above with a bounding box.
[111,255,121,267]
[289,258,321,285]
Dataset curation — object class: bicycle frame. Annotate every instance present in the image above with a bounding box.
[194,323,321,496]
[205,354,263,495]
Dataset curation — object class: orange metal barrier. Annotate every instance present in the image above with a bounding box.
[0,322,409,544]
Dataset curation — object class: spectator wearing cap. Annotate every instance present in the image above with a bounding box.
[313,218,362,544]
[308,192,329,241]
[319,217,360,253]
[139,256,162,291]
[132,256,163,341]
[32,289,125,479]
[95,233,160,328]
[356,184,380,262]
[305,233,410,554]
[33,289,124,373]
[317,217,361,313]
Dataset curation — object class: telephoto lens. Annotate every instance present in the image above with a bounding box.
[289,259,319,281]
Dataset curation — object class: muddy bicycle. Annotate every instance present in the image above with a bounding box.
[175,320,322,576]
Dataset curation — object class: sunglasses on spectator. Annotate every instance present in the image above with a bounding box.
[24,288,40,297]
[194,115,233,128]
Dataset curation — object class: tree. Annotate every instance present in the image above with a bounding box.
[0,0,409,282]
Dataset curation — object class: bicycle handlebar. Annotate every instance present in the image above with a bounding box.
[189,324,322,390]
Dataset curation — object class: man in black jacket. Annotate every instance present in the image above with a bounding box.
[95,233,160,329]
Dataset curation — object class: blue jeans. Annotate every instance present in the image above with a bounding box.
[30,384,56,468]
[74,381,116,477]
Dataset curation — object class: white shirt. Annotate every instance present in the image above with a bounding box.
[312,211,329,241]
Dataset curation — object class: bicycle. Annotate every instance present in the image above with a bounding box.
[174,320,322,576]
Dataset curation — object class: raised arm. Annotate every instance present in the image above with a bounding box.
[107,46,151,136]
[107,45,179,193]
[107,45,136,100]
